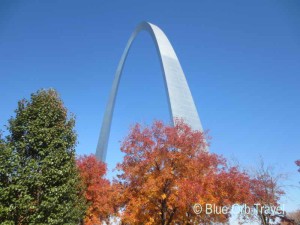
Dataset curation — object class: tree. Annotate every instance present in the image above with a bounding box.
[249,160,285,225]
[0,133,18,224]
[287,210,300,225]
[1,89,86,224]
[296,160,300,173]
[77,154,116,225]
[116,120,252,224]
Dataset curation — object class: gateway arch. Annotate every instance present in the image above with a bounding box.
[96,22,204,162]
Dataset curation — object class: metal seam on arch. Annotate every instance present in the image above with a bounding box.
[96,21,204,162]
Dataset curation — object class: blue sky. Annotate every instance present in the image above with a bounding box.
[1,0,299,212]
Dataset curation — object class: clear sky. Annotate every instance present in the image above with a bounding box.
[1,0,299,213]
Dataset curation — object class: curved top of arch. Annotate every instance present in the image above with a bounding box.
[96,21,204,162]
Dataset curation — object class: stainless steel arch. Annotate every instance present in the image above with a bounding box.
[96,22,204,162]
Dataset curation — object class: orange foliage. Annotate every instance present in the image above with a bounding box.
[116,120,252,224]
[77,155,114,225]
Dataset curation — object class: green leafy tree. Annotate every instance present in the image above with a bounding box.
[0,89,86,224]
[0,133,17,225]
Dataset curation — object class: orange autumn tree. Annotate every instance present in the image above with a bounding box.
[77,155,115,225]
[116,120,252,224]
[248,161,285,225]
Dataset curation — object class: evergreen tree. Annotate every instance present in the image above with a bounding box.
[1,89,86,224]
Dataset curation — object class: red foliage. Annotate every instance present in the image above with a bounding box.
[77,155,114,225]
[249,162,285,225]
[251,175,284,206]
